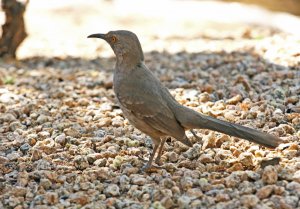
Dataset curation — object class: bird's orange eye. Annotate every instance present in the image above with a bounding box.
[111,36,117,43]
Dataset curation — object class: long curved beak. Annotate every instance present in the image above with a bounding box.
[87,33,106,39]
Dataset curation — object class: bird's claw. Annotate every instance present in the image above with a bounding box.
[141,164,163,173]
[154,158,161,165]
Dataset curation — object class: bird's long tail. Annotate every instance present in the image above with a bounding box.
[175,106,283,148]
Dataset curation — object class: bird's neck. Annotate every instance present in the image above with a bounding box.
[116,52,144,70]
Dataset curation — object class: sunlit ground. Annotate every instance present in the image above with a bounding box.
[18,0,300,62]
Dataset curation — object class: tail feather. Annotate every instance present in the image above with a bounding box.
[176,106,283,148]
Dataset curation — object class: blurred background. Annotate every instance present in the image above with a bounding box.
[1,0,300,60]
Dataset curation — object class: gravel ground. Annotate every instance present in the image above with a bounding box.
[1,3,300,208]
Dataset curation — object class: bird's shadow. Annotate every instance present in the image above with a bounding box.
[9,49,298,111]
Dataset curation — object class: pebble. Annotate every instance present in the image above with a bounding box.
[199,153,214,163]
[12,186,27,197]
[215,193,230,202]
[161,197,175,209]
[284,195,298,208]
[256,185,274,199]
[199,92,211,102]
[199,178,210,191]
[241,195,259,208]
[78,98,89,106]
[94,158,107,167]
[180,176,193,190]
[74,156,89,170]
[168,151,179,162]
[6,196,21,207]
[292,170,300,183]
[86,153,101,164]
[183,144,201,160]
[0,113,16,123]
[262,166,278,184]
[226,94,243,105]
[65,127,81,138]
[152,201,165,209]
[31,149,42,161]
[112,155,124,168]
[97,117,112,127]
[111,116,124,127]
[45,192,59,205]
[161,178,175,189]
[225,172,243,188]
[186,188,203,198]
[224,111,236,122]
[6,151,20,161]
[36,159,52,170]
[119,175,130,187]
[269,195,291,209]
[0,156,9,164]
[9,121,24,131]
[238,152,254,167]
[215,135,230,148]
[38,131,50,139]
[20,143,31,154]
[69,192,90,205]
[27,133,38,146]
[0,92,19,104]
[36,114,49,124]
[177,196,191,209]
[131,176,147,186]
[202,132,216,149]
[55,134,66,146]
[104,184,120,197]
[40,178,52,190]
[286,181,300,193]
[228,163,244,172]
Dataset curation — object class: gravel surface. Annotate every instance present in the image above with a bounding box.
[0,6,300,208]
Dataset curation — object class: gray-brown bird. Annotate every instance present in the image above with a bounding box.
[88,30,283,171]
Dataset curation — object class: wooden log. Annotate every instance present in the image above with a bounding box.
[0,0,28,59]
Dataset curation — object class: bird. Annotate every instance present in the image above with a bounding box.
[88,30,283,171]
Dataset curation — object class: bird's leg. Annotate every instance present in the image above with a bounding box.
[143,138,160,171]
[190,130,201,141]
[154,137,167,164]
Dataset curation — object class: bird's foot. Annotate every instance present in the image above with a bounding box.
[141,164,163,173]
[138,155,163,172]
[154,157,162,165]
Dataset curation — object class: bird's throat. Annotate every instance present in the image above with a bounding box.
[116,53,143,71]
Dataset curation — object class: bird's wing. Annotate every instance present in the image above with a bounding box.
[118,86,185,137]
[116,67,185,139]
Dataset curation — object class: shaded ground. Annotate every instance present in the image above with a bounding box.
[223,0,300,16]
[0,0,300,208]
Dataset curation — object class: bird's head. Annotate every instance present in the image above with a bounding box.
[88,30,144,65]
